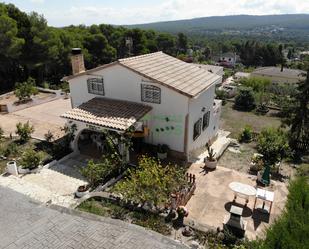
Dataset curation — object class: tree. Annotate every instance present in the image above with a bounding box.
[177,32,188,53]
[234,87,256,111]
[14,77,38,102]
[114,156,186,207]
[281,70,309,156]
[257,128,289,165]
[15,121,34,143]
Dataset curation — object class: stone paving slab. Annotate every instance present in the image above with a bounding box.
[0,186,188,249]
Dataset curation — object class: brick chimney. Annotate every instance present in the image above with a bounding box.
[71,48,85,75]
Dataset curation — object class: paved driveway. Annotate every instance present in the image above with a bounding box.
[0,98,71,139]
[0,186,187,249]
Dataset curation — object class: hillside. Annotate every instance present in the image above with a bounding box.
[127,14,309,40]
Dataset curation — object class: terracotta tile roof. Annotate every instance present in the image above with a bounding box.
[63,52,220,97]
[118,52,220,97]
[61,97,152,131]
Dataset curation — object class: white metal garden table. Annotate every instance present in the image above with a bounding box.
[229,182,257,204]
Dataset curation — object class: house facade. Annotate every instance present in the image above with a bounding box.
[62,50,222,159]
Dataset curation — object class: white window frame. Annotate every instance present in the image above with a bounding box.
[193,118,202,140]
[87,78,104,95]
[141,84,161,104]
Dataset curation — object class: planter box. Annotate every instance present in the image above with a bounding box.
[18,166,30,174]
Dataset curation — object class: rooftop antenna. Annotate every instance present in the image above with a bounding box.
[125,37,133,57]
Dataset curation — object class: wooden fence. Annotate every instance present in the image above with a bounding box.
[169,173,197,209]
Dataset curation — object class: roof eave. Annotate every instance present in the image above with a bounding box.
[62,61,119,81]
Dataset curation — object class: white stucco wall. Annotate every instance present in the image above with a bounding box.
[68,64,189,153]
[187,83,220,153]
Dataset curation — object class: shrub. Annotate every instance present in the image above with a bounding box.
[238,125,253,143]
[114,156,187,207]
[16,121,34,143]
[234,87,256,111]
[44,130,54,143]
[216,89,228,105]
[80,157,117,187]
[257,128,289,165]
[3,142,19,157]
[14,77,38,102]
[261,177,309,249]
[239,77,271,92]
[19,148,43,169]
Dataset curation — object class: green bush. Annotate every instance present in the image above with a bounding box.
[238,125,253,143]
[257,128,289,165]
[234,87,256,111]
[19,148,43,169]
[44,130,54,143]
[15,121,34,143]
[216,89,228,105]
[4,142,19,157]
[114,156,187,207]
[14,77,38,102]
[239,77,271,92]
[260,177,309,249]
[80,157,117,187]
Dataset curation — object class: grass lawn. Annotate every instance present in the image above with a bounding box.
[78,198,172,236]
[220,101,282,138]
[0,138,52,174]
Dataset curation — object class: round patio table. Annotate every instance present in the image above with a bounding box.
[229,182,257,204]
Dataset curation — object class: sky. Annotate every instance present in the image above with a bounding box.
[3,0,309,27]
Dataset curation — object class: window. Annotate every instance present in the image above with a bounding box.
[141,84,161,104]
[202,111,210,130]
[193,118,202,140]
[87,78,104,95]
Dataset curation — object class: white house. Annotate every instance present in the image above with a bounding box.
[62,49,222,160]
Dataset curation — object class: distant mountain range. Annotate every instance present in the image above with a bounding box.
[126,14,309,41]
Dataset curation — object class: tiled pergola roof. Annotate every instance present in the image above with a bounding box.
[61,97,152,131]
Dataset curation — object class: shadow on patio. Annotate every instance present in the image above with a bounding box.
[184,164,288,239]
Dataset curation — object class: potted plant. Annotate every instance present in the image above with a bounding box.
[249,153,264,173]
[157,144,169,159]
[204,143,217,169]
[75,184,90,198]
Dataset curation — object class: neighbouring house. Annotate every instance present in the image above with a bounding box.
[214,52,237,68]
[251,67,306,84]
[61,49,222,160]
[193,63,224,85]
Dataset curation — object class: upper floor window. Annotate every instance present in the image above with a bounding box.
[193,118,202,140]
[141,84,161,104]
[87,78,104,95]
[202,111,210,130]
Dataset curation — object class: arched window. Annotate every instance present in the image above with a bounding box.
[141,84,161,104]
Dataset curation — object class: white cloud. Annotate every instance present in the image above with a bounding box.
[45,0,309,26]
